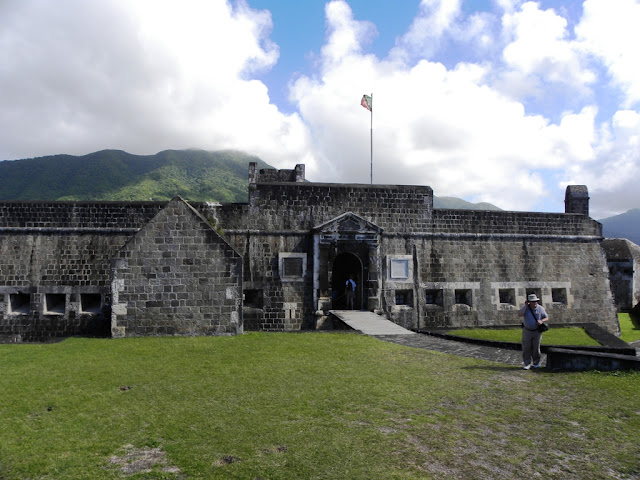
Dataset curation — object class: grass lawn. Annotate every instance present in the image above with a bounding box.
[619,313,640,343]
[450,313,640,347]
[446,326,601,346]
[0,333,639,479]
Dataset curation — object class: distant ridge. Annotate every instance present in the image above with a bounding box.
[599,208,640,246]
[0,149,501,211]
[0,149,272,203]
[433,196,501,211]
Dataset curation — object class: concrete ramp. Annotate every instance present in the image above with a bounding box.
[330,310,416,335]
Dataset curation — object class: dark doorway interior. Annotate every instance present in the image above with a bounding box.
[331,252,362,310]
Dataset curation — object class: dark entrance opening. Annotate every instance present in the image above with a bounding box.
[331,252,362,310]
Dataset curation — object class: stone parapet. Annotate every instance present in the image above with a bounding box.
[0,201,165,230]
[433,209,601,237]
[246,182,433,234]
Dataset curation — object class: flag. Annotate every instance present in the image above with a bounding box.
[361,94,372,112]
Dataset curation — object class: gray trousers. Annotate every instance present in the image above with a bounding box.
[522,327,542,365]
[346,290,355,309]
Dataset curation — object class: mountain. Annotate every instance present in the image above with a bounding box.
[0,149,271,203]
[0,149,502,210]
[433,196,501,210]
[599,209,640,245]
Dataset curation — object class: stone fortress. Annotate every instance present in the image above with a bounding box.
[0,163,622,341]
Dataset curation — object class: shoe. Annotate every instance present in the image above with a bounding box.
[523,364,531,370]
[533,364,541,369]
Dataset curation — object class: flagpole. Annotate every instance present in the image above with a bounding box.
[361,93,373,184]
[370,92,373,185]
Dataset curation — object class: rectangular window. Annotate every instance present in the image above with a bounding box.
[424,289,443,307]
[395,289,413,306]
[45,294,66,315]
[80,294,102,314]
[499,288,515,305]
[283,258,303,277]
[455,289,472,307]
[243,289,263,309]
[390,259,409,280]
[279,253,306,281]
[552,288,567,304]
[9,293,30,315]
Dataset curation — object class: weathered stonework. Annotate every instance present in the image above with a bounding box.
[110,198,242,337]
[0,164,621,339]
[0,198,241,340]
[603,238,640,311]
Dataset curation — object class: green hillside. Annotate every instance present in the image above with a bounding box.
[0,149,503,211]
[433,195,501,210]
[599,208,640,245]
[0,149,271,203]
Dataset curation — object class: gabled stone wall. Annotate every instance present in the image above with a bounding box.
[111,198,242,337]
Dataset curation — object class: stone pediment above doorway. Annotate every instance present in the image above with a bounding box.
[313,212,382,244]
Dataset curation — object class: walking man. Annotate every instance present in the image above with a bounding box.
[518,293,549,369]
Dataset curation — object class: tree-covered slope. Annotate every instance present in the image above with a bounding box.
[1,148,504,211]
[0,149,271,203]
[433,196,501,210]
[599,208,640,245]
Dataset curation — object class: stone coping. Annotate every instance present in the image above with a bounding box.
[546,347,640,372]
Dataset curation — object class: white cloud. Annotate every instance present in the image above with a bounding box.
[576,0,640,107]
[290,0,607,212]
[563,109,640,217]
[500,2,595,99]
[1,0,638,219]
[494,0,522,14]
[321,0,377,64]
[0,0,315,171]
[391,0,462,61]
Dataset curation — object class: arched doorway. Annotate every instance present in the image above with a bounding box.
[331,252,363,310]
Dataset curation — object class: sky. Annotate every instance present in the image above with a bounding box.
[1,0,639,219]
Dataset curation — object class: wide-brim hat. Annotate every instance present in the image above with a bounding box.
[527,294,540,302]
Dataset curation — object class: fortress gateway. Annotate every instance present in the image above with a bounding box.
[0,163,619,341]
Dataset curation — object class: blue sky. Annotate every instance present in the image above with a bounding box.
[1,0,639,219]
[248,1,425,112]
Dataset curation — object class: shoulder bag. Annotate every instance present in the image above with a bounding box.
[528,304,549,332]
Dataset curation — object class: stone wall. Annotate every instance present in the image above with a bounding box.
[0,167,620,339]
[244,182,433,233]
[111,198,243,337]
[0,201,164,229]
[379,235,618,334]
[228,232,311,331]
[603,238,640,311]
[432,209,601,236]
[0,232,128,340]
[194,174,618,335]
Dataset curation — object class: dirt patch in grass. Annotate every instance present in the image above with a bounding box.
[212,454,243,467]
[108,444,183,477]
[262,445,288,454]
